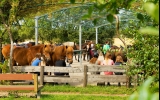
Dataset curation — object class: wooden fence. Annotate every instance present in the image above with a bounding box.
[12,65,134,87]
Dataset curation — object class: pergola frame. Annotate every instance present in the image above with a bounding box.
[34,3,139,64]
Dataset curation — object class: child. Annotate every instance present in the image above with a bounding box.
[114,55,124,75]
[31,53,42,66]
[101,52,114,75]
[114,55,124,86]
[100,52,114,86]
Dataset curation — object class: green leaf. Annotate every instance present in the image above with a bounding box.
[144,2,159,23]
[150,93,159,100]
[97,3,108,12]
[81,14,90,20]
[93,18,98,25]
[128,92,138,100]
[70,0,75,4]
[139,27,159,35]
[88,6,93,15]
[138,77,154,100]
[137,13,144,22]
[107,14,114,23]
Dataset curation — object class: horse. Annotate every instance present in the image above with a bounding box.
[2,44,17,60]
[73,42,89,62]
[109,45,127,62]
[12,44,53,66]
[49,45,74,66]
[1,43,35,60]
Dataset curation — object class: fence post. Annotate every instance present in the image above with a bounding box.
[83,65,88,87]
[40,66,44,85]
[126,76,132,88]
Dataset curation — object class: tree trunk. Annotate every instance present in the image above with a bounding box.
[0,37,2,62]
[4,25,13,73]
[114,14,126,48]
[7,26,13,73]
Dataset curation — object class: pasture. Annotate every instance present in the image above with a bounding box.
[0,85,137,100]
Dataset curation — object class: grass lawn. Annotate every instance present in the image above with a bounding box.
[0,84,137,100]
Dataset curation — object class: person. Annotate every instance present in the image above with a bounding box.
[102,40,110,59]
[88,41,94,60]
[100,51,114,86]
[114,55,124,86]
[101,52,114,75]
[31,53,42,66]
[89,51,101,75]
[114,55,124,66]
[89,51,99,64]
[30,53,42,75]
[54,58,68,76]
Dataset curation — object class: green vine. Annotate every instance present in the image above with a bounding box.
[0,60,9,73]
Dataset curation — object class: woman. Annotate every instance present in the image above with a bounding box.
[101,52,114,75]
[100,52,114,86]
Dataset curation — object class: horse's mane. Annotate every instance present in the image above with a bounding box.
[89,57,98,64]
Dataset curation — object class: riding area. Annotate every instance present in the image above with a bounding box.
[0,1,159,100]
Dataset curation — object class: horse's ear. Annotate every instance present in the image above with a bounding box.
[66,46,68,49]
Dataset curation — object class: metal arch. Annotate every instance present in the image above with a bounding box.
[33,4,139,35]
[16,4,139,32]
[34,4,139,47]
[50,6,138,28]
[32,3,139,64]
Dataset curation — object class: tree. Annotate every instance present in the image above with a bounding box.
[66,0,159,87]
[0,0,72,72]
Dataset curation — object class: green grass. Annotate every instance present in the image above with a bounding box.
[42,84,137,95]
[0,95,129,100]
[0,84,137,100]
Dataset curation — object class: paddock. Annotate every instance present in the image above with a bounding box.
[0,54,137,87]
[10,55,137,87]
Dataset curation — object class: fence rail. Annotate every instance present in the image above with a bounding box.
[12,65,133,87]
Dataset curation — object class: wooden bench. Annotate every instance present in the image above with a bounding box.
[0,73,43,99]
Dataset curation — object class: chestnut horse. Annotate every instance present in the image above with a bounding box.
[109,45,127,62]
[12,44,53,66]
[2,44,16,60]
[49,45,74,66]
[2,43,34,60]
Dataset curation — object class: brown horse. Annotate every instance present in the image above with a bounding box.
[2,43,34,60]
[109,45,127,62]
[49,45,74,66]
[73,42,90,62]
[2,44,16,60]
[12,44,53,66]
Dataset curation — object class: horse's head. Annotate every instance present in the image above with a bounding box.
[42,45,53,62]
[65,46,73,64]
